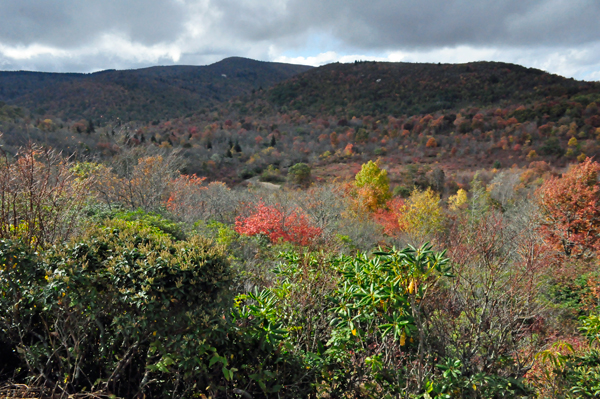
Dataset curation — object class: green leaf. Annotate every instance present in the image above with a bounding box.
[209,354,225,368]
[222,366,232,381]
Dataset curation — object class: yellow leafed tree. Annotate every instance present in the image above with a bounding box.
[352,159,391,212]
[448,188,468,211]
[398,187,446,243]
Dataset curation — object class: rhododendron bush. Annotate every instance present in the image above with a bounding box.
[235,201,322,245]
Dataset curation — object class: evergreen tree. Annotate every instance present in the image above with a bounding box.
[87,119,95,134]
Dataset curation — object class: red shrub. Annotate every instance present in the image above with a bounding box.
[373,198,406,236]
[235,201,322,246]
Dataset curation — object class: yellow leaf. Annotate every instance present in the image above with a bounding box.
[352,329,357,336]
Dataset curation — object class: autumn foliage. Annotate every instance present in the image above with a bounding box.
[537,157,600,257]
[0,144,89,248]
[235,201,322,245]
[425,137,437,147]
[166,174,207,221]
[398,187,446,243]
[372,197,406,236]
[349,159,391,212]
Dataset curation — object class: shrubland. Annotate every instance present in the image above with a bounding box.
[1,141,600,398]
[3,59,600,398]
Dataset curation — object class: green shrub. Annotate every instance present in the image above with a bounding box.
[0,218,318,398]
[0,239,45,380]
[540,137,565,156]
[1,219,231,397]
[84,205,187,240]
[259,165,285,183]
[533,316,600,398]
[288,163,311,185]
[240,245,456,396]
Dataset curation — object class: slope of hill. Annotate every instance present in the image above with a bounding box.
[0,57,312,121]
[3,58,600,187]
[265,61,600,117]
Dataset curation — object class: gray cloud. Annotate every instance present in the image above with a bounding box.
[0,0,186,48]
[0,0,598,79]
[210,0,600,50]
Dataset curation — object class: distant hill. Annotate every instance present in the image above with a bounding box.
[0,57,312,121]
[264,61,600,117]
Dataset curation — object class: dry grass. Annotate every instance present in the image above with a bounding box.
[0,384,120,399]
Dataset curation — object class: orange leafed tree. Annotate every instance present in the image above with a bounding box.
[235,201,322,246]
[536,158,600,257]
[425,137,437,148]
[0,144,90,248]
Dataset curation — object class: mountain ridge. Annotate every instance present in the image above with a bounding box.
[260,60,600,118]
[0,57,313,121]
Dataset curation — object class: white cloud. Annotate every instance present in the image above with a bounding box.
[274,45,600,81]
[0,43,70,60]
[274,51,390,66]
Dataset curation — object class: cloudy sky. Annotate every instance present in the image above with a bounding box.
[1,0,599,80]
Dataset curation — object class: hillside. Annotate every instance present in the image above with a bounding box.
[264,61,600,117]
[2,58,600,188]
[0,57,312,121]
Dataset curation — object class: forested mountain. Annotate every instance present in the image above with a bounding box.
[3,58,600,186]
[0,57,312,121]
[263,60,600,117]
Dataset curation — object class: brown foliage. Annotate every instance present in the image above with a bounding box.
[92,151,181,212]
[431,209,553,377]
[0,143,90,248]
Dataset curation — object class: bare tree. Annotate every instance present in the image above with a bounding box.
[430,206,553,378]
[0,143,90,248]
[92,148,182,212]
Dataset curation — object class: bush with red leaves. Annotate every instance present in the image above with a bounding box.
[235,201,322,246]
[372,198,406,236]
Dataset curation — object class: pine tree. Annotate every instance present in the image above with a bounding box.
[87,119,95,134]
